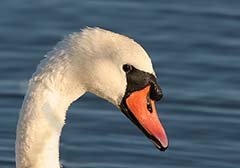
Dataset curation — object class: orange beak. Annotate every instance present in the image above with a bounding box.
[120,85,168,151]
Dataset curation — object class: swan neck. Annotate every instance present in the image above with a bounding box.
[16,69,85,168]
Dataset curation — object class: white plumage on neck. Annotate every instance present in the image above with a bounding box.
[16,27,155,168]
[16,49,86,168]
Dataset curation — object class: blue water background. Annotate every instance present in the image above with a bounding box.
[0,0,240,167]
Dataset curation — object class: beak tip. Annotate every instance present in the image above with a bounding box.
[159,146,168,151]
[155,142,168,151]
[151,141,168,151]
[150,136,168,152]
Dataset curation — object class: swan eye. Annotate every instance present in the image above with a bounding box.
[123,64,132,73]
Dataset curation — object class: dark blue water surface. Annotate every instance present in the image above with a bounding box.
[0,0,240,167]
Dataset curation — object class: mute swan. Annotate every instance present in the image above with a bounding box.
[16,27,168,168]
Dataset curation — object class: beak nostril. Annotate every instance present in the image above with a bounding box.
[147,102,152,113]
[147,93,153,113]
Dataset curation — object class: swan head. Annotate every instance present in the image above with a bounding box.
[68,28,168,151]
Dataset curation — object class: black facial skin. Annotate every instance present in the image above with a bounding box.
[122,64,163,100]
[120,64,167,151]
